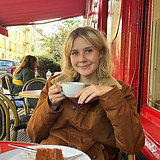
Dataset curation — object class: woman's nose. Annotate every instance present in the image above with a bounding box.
[79,53,86,61]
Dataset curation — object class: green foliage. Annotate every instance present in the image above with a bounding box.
[37,55,61,78]
[39,17,84,63]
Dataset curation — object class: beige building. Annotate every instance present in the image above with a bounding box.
[0,25,46,59]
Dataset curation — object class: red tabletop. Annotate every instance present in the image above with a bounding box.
[0,141,36,154]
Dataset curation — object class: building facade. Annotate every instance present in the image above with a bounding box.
[0,25,46,59]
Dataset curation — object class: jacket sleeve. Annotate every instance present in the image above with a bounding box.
[26,77,63,143]
[99,81,145,154]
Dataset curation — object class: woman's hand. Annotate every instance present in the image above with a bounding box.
[75,85,113,104]
[48,83,65,110]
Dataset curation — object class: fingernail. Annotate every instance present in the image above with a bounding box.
[85,100,89,103]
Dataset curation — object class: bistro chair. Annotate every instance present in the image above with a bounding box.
[5,75,27,114]
[0,92,31,141]
[21,78,46,113]
[0,73,13,93]
[0,103,7,140]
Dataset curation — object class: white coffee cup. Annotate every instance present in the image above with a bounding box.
[60,82,85,97]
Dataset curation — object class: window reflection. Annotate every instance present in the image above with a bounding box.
[148,1,160,110]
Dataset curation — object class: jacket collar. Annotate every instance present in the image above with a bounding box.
[51,73,122,90]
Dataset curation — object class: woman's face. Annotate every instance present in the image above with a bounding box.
[70,37,102,78]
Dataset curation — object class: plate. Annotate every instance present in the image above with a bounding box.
[0,145,91,160]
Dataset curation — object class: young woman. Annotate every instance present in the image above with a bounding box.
[12,55,37,94]
[27,27,144,160]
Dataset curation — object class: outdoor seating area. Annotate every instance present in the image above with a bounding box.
[0,74,46,142]
[0,0,155,159]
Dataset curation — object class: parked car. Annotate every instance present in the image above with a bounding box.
[0,59,17,75]
[13,59,20,67]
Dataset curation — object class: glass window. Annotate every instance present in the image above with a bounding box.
[148,0,160,110]
[3,38,6,48]
[15,43,17,52]
[9,41,11,51]
[18,33,20,41]
[15,30,17,40]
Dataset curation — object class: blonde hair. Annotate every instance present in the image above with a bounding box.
[61,26,113,79]
[13,55,37,77]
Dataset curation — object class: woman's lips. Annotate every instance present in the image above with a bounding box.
[79,65,90,69]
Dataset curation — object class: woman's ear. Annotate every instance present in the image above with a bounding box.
[99,46,104,59]
[99,52,103,59]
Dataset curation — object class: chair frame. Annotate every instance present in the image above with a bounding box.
[0,92,31,141]
[0,73,13,92]
[0,103,8,140]
[5,75,27,114]
[21,78,46,113]
[22,78,46,91]
[0,92,18,140]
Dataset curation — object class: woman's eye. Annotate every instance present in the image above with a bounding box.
[86,49,93,54]
[71,51,79,56]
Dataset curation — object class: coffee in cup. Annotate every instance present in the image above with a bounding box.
[60,82,85,97]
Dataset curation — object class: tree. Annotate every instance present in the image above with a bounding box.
[39,17,84,62]
[36,55,61,78]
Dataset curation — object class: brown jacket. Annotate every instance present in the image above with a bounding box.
[27,74,145,160]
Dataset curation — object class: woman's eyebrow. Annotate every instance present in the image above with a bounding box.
[71,46,93,51]
[85,46,93,49]
[71,49,78,52]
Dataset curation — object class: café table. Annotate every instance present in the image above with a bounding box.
[19,90,41,98]
[19,90,42,114]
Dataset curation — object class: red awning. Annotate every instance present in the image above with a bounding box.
[0,0,92,27]
[0,26,8,36]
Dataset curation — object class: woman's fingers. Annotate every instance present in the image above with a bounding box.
[49,93,65,105]
[77,85,113,104]
[49,84,62,94]
[48,83,65,105]
[77,85,96,104]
